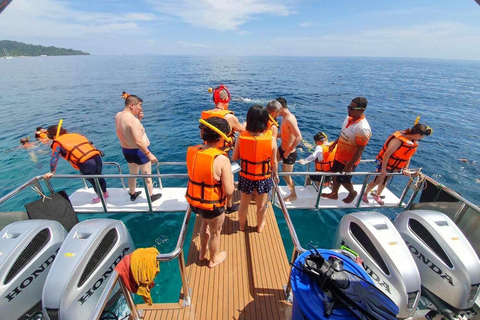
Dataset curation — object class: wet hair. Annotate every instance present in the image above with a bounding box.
[46,125,67,139]
[314,131,328,142]
[352,97,368,109]
[199,117,230,143]
[246,105,269,133]
[20,138,30,144]
[405,124,432,136]
[36,127,43,131]
[266,100,281,113]
[276,97,287,109]
[125,94,143,107]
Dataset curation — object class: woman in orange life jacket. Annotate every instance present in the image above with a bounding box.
[362,123,432,205]
[232,105,279,233]
[299,131,336,186]
[42,125,108,203]
[186,117,234,268]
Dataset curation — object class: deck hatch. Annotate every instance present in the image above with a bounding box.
[4,228,50,285]
[77,228,118,288]
[350,222,390,275]
[408,218,453,268]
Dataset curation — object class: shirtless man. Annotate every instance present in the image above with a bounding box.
[202,85,245,213]
[322,97,371,203]
[115,93,160,201]
[276,97,302,201]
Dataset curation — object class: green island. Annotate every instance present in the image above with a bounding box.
[0,40,89,57]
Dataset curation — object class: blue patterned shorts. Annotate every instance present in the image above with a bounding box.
[238,176,273,195]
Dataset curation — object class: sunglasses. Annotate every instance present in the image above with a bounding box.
[348,106,365,111]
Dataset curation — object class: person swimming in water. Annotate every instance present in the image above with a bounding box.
[19,137,36,149]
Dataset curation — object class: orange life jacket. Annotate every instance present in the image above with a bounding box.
[201,109,234,120]
[201,109,235,151]
[239,131,272,181]
[52,133,100,170]
[376,131,418,171]
[315,144,336,172]
[186,146,227,210]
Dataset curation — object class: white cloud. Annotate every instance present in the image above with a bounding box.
[177,40,208,48]
[269,22,480,60]
[148,0,292,31]
[299,21,314,27]
[0,0,154,39]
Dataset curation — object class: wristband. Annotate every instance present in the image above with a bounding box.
[145,151,151,156]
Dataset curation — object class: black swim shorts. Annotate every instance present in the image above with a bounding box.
[191,206,225,220]
[279,146,297,165]
[331,160,356,183]
[122,147,151,165]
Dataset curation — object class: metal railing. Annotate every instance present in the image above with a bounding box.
[90,206,193,320]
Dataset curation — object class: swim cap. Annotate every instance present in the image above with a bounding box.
[212,85,230,104]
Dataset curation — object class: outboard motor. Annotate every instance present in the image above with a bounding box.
[42,219,135,320]
[0,220,67,320]
[394,210,480,318]
[333,211,422,319]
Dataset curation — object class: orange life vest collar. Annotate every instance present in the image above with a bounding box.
[239,131,272,181]
[346,115,365,128]
[186,146,227,210]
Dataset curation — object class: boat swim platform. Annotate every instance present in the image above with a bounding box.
[69,187,188,213]
[274,185,404,209]
[139,200,292,320]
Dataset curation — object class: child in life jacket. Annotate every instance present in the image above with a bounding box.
[299,131,336,186]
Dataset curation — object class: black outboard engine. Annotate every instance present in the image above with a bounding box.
[0,220,67,320]
[333,211,422,319]
[42,219,135,320]
[394,210,480,319]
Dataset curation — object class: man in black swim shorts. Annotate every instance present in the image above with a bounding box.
[277,97,303,202]
[115,93,161,202]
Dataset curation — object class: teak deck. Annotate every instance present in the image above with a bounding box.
[140,200,292,320]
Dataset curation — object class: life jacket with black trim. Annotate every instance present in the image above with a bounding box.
[186,146,227,210]
[201,109,235,151]
[239,130,272,181]
[376,131,418,171]
[52,133,100,170]
[315,143,336,172]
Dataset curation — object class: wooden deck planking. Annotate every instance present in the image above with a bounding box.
[141,199,292,320]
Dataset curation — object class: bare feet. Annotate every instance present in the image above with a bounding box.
[208,251,227,268]
[342,191,358,203]
[199,247,207,261]
[283,194,297,202]
[321,192,338,200]
[257,221,266,233]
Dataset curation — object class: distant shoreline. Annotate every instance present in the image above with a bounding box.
[1,40,89,57]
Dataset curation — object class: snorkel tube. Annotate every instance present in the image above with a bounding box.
[56,119,63,138]
[198,119,232,144]
[268,114,279,127]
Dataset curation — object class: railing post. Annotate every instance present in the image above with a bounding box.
[82,178,88,190]
[142,178,153,212]
[178,250,191,306]
[398,176,413,208]
[33,179,45,195]
[315,175,326,209]
[119,278,141,320]
[45,178,55,194]
[405,180,423,210]
[156,163,163,190]
[94,178,107,213]
[355,174,370,208]
[285,249,300,302]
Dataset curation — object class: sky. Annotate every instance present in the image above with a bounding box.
[1,0,480,60]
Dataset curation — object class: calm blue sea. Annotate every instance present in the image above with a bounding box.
[0,56,479,302]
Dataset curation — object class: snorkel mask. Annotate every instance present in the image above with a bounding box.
[210,85,231,108]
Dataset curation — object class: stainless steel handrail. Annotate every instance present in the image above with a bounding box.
[91,208,193,320]
[155,162,187,190]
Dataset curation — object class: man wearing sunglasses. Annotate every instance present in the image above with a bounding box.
[322,97,371,203]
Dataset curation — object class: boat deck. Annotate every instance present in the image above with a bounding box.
[139,199,292,320]
[275,185,403,209]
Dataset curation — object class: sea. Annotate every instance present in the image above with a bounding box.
[0,56,479,303]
